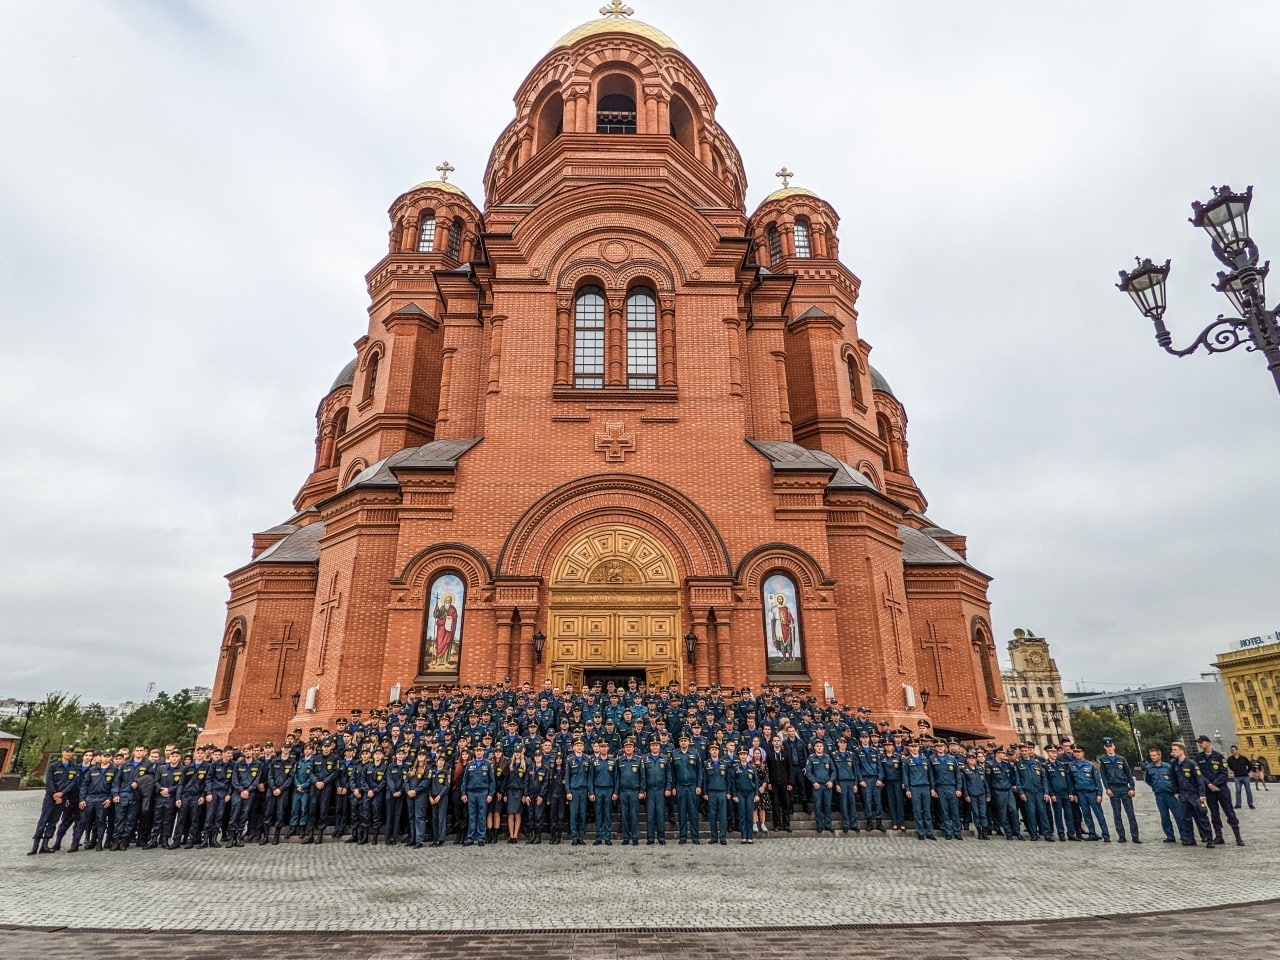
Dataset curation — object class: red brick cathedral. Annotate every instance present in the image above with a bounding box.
[204,6,1014,746]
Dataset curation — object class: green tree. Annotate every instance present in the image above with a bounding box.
[115,690,210,755]
[0,693,110,782]
[1132,710,1181,762]
[1070,707,1136,763]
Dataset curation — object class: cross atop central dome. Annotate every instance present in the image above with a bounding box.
[554,2,681,52]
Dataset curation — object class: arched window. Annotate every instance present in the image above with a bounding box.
[670,94,696,153]
[218,626,243,704]
[536,92,564,148]
[365,352,380,401]
[767,225,782,265]
[573,285,606,388]
[331,408,348,468]
[417,214,436,253]
[446,219,463,260]
[794,220,812,258]
[876,413,892,470]
[626,286,657,390]
[597,75,638,134]
[1021,686,1029,699]
[846,356,862,406]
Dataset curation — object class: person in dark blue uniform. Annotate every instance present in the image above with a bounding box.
[831,738,859,834]
[1141,746,1182,843]
[154,749,183,848]
[588,742,619,845]
[854,733,885,832]
[1194,735,1243,846]
[461,748,495,846]
[987,746,1020,839]
[641,738,671,845]
[1015,744,1053,841]
[505,746,528,843]
[1068,746,1108,841]
[30,745,77,855]
[428,753,452,846]
[524,749,551,844]
[672,732,702,843]
[264,747,293,844]
[176,749,206,848]
[902,740,935,840]
[382,744,408,845]
[1097,737,1140,843]
[930,741,963,840]
[961,751,990,839]
[564,739,591,845]
[1043,744,1077,841]
[730,747,761,843]
[803,739,835,835]
[880,740,906,831]
[405,751,431,847]
[703,742,730,844]
[547,753,567,845]
[616,739,643,845]
[1170,739,1214,846]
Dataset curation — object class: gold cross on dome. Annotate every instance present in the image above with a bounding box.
[601,1,634,18]
[436,160,455,182]
[775,166,795,189]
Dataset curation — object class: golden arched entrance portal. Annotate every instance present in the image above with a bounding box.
[548,524,683,690]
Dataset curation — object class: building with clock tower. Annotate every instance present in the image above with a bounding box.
[202,3,1015,748]
[1003,629,1072,750]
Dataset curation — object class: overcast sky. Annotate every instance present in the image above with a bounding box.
[2,1,1278,705]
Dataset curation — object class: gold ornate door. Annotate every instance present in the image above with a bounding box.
[547,524,682,689]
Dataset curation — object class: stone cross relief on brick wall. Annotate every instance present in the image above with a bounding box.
[268,621,299,698]
[594,421,636,462]
[315,573,342,674]
[920,620,953,693]
[881,572,906,672]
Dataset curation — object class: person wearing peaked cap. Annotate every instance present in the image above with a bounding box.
[1194,735,1243,846]
[1098,737,1139,844]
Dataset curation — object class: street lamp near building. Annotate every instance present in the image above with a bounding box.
[1117,185,1280,397]
[1116,701,1141,756]
[13,700,38,777]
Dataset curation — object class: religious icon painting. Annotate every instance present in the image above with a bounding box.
[421,572,464,675]
[762,572,803,674]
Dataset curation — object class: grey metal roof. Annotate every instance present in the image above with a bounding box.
[345,438,482,490]
[869,364,896,398]
[258,523,300,537]
[390,302,434,319]
[254,521,326,564]
[899,525,967,566]
[920,524,959,538]
[747,441,878,491]
[794,305,834,320]
[330,359,357,392]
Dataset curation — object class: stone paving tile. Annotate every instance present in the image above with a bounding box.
[3,909,1279,960]
[2,789,1274,933]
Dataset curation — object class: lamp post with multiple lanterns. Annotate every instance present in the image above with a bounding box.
[1118,185,1280,396]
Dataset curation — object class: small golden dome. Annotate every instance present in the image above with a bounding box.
[408,180,465,195]
[554,17,681,52]
[763,186,819,203]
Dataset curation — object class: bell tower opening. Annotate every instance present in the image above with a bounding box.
[547,524,682,690]
[596,74,638,134]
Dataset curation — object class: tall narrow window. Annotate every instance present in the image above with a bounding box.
[767,225,782,265]
[573,286,605,388]
[794,220,812,258]
[846,357,860,405]
[218,627,243,703]
[626,286,657,389]
[331,409,348,468]
[446,220,463,260]
[417,214,436,253]
[365,353,380,401]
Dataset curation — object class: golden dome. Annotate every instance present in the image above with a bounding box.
[763,186,819,203]
[408,180,465,195]
[554,17,681,52]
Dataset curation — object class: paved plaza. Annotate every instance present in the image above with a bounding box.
[3,788,1276,938]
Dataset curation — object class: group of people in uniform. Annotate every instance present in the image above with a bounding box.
[27,679,1248,854]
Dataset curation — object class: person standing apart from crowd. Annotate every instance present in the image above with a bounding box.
[1226,745,1255,810]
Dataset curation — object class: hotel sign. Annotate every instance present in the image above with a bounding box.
[1237,631,1280,650]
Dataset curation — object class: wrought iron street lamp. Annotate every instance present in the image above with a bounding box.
[920,689,931,711]
[13,700,38,777]
[1118,185,1280,396]
[1116,701,1141,756]
[532,629,547,664]
[683,628,697,664]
